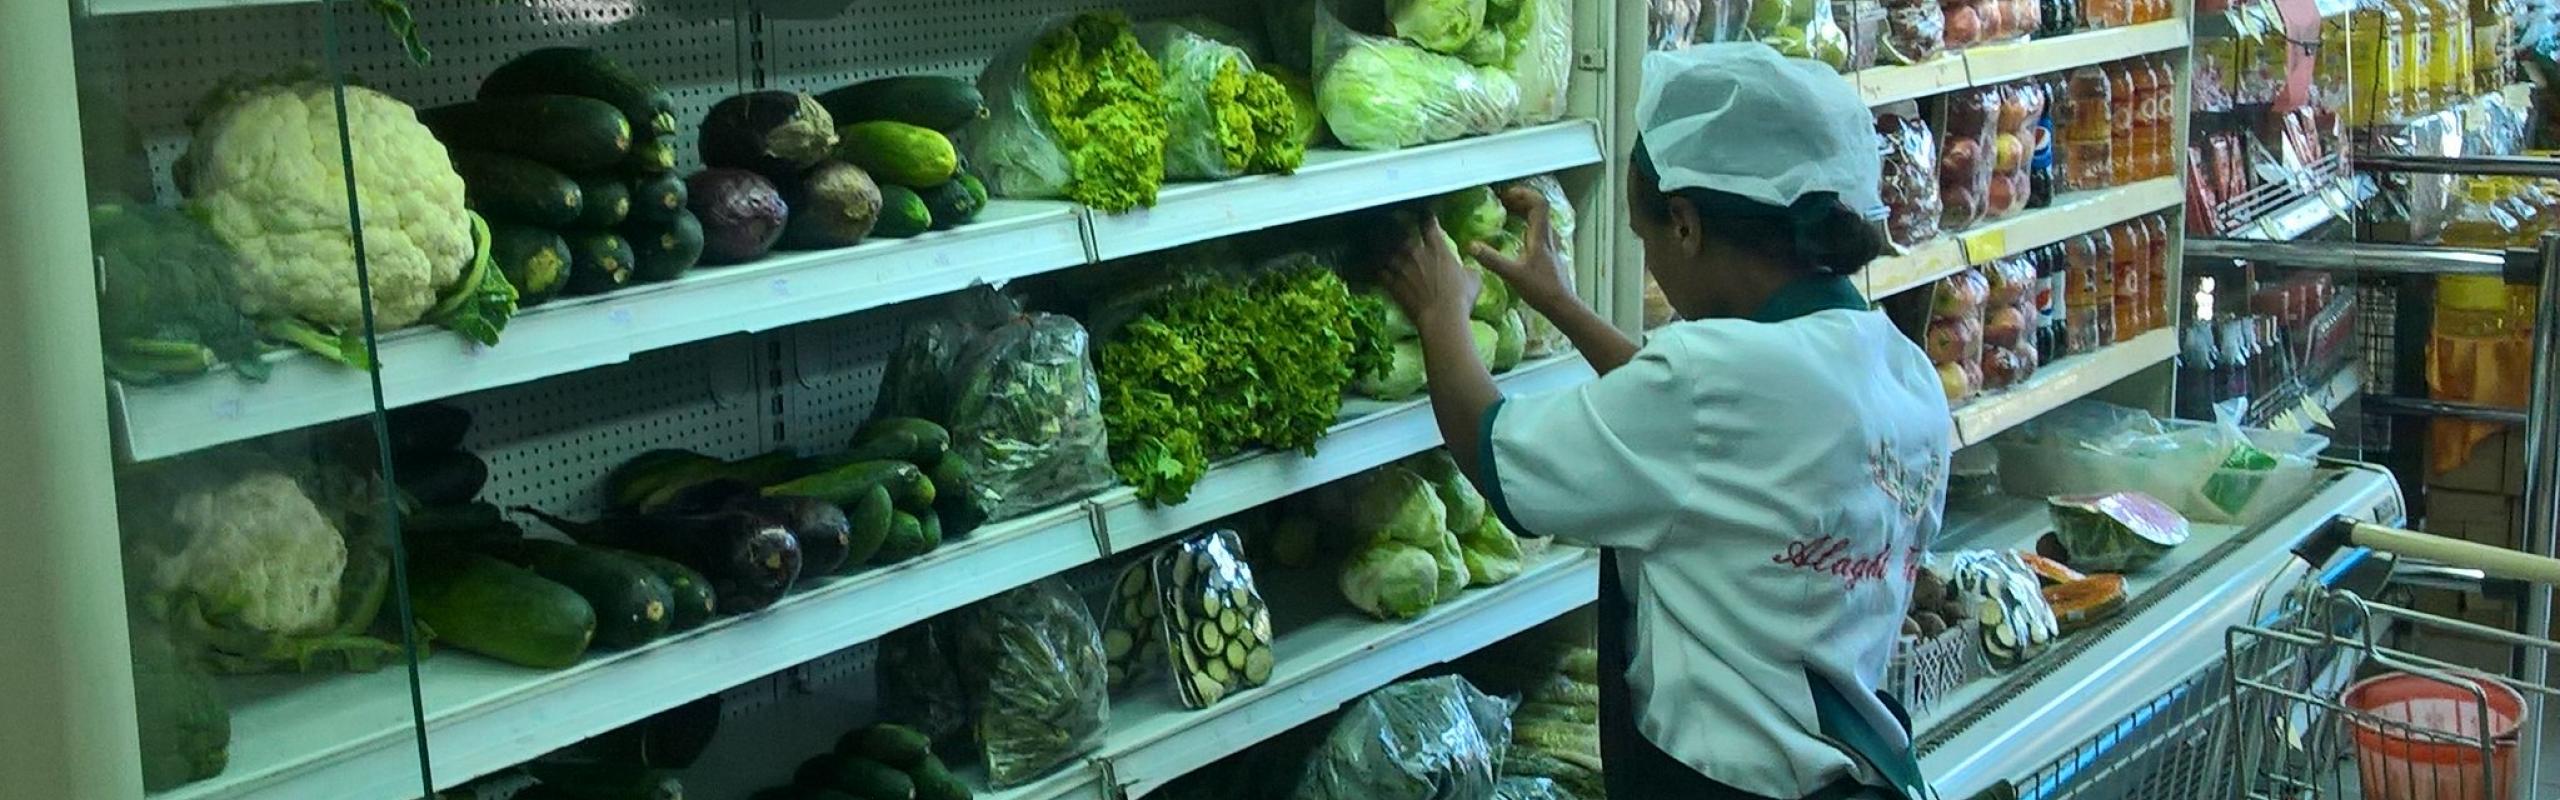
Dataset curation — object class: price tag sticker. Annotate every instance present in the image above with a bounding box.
[607,307,635,329]
[1959,228,2009,262]
[770,278,792,298]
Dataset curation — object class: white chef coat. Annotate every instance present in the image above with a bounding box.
[1481,277,1952,798]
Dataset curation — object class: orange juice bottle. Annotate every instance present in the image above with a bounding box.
[2109,222,2148,336]
[2142,214,2171,331]
[2108,61,2139,185]
[2131,57,2167,180]
[2437,179,2521,337]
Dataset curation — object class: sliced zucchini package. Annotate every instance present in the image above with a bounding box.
[1940,550,2058,667]
[1148,529,1276,709]
[1100,558,1169,693]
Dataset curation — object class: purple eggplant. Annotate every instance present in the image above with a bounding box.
[518,506,802,614]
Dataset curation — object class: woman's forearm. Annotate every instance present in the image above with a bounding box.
[1416,312,1504,489]
[1531,294,1640,376]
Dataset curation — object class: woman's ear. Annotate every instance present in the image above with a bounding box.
[1665,194,1708,257]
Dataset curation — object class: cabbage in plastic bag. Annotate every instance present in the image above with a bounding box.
[1293,676,1512,800]
[1498,174,1578,357]
[1389,0,1488,53]
[1498,0,1574,124]
[958,577,1111,787]
[1316,3,1520,150]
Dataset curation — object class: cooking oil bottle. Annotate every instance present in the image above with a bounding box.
[2329,0,2408,124]
[2387,0,2437,113]
[2424,0,2473,100]
[2437,179,2525,338]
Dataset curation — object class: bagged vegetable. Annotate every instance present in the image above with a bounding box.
[1315,3,1521,150]
[879,619,972,747]
[1142,22,1305,180]
[1497,174,1580,358]
[1102,558,1169,692]
[1747,0,1855,69]
[958,576,1110,787]
[1292,676,1512,800]
[880,288,1114,521]
[973,13,1168,212]
[1497,0,1574,124]
[1389,0,1489,53]
[1149,529,1278,707]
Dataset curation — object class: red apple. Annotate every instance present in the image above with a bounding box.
[1983,304,2028,348]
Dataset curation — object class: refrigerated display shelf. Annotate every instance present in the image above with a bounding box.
[2230,174,2377,242]
[1953,328,2179,446]
[1863,177,2187,301]
[111,121,1605,464]
[150,355,1594,800]
[1918,464,2404,799]
[1853,21,2192,107]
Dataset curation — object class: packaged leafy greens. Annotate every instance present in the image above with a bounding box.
[1140,22,1306,181]
[1313,2,1520,150]
[878,288,1114,521]
[879,619,971,747]
[957,577,1110,787]
[1292,676,1512,800]
[973,13,1168,212]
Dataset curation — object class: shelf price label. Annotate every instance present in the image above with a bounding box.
[1959,228,2009,262]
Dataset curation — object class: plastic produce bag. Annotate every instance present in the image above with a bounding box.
[971,13,1167,212]
[880,288,1115,521]
[1151,529,1277,707]
[1924,268,1987,404]
[1746,0,1853,69]
[1498,174,1579,357]
[958,576,1111,787]
[1101,558,1168,693]
[1499,0,1573,124]
[1875,105,1942,250]
[1292,676,1513,800]
[1984,82,2043,219]
[1876,0,1945,64]
[1937,86,1997,231]
[1389,0,1488,53]
[879,619,971,747]
[1315,2,1521,150]
[1143,22,1303,181]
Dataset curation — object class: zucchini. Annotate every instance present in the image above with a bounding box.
[450,149,584,227]
[479,47,679,137]
[483,538,673,648]
[842,484,894,569]
[422,95,633,172]
[622,210,706,284]
[844,417,949,463]
[599,547,718,631]
[871,184,931,238]
[815,76,988,132]
[874,511,929,565]
[409,550,596,669]
[763,459,921,509]
[561,230,636,296]
[834,121,959,188]
[574,175,633,228]
[929,453,987,539]
[626,135,678,174]
[918,178,984,230]
[842,724,932,768]
[487,222,572,305]
[627,172,688,224]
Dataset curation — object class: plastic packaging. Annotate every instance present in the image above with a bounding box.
[1979,256,2039,391]
[1143,22,1291,181]
[1998,401,2324,525]
[1292,676,1512,800]
[2048,492,2191,570]
[1876,106,1943,250]
[958,577,1112,787]
[879,620,972,747]
[1748,0,1855,70]
[1651,0,1707,48]
[2063,65,2113,191]
[1942,550,2057,666]
[1316,3,1521,150]
[1834,0,1889,70]
[1499,173,1580,357]
[1502,0,1575,124]
[1986,82,2043,219]
[971,14,1167,211]
[882,288,1115,521]
[1152,529,1277,708]
[1928,268,1990,404]
[1941,0,1985,48]
[1938,86,1998,231]
[1878,0,1948,64]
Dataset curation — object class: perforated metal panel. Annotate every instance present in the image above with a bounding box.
[761,0,1254,93]
[770,301,918,454]
[455,335,767,519]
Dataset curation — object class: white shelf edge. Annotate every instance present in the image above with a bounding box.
[1863,178,2186,301]
[1099,353,1598,554]
[2234,174,2377,242]
[1856,21,2193,107]
[115,201,1089,462]
[1085,121,1604,262]
[1952,328,2179,447]
[1103,548,1602,799]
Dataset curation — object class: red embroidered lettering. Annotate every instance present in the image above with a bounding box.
[1774,536,1915,590]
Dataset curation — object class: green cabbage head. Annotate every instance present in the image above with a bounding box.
[1354,339,1428,401]
[1318,37,1519,150]
[1353,467,1449,547]
[1405,450,1488,534]
[1457,512,1526,586]
[1340,540,1441,619]
[1437,186,1508,245]
[1390,0,1489,53]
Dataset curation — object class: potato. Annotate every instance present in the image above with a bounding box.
[1903,616,1923,637]
[1914,611,1949,637]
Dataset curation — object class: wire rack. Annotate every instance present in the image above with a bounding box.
[2004,653,2239,800]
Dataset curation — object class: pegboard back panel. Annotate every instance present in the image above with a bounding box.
[75,0,749,205]
[455,335,768,520]
[771,301,923,454]
[760,0,1258,93]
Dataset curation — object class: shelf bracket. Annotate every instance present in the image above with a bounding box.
[1085,498,1114,558]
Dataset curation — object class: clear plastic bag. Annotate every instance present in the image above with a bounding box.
[1650,0,1706,48]
[879,619,971,747]
[1937,86,1998,231]
[1494,777,1577,800]
[1316,2,1521,150]
[1747,0,1854,70]
[970,13,1166,211]
[1877,0,1947,64]
[1985,82,2043,220]
[883,288,1114,521]
[1387,0,1489,54]
[1926,268,1988,404]
[1292,676,1513,800]
[1143,22,1297,181]
[1498,174,1579,358]
[1498,0,1574,123]
[1875,105,1942,250]
[958,576,1111,788]
[1150,529,1277,708]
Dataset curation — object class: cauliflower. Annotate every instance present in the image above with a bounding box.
[182,79,474,339]
[158,471,348,635]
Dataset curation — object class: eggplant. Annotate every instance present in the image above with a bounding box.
[518,506,802,613]
[728,495,853,578]
[395,449,489,506]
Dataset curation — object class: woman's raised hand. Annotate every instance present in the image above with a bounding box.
[1468,186,1572,313]
[1384,215,1481,332]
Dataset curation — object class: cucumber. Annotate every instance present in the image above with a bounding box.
[842,724,932,768]
[815,76,989,132]
[875,510,941,565]
[872,184,931,239]
[763,459,922,509]
[628,172,688,224]
[422,95,634,172]
[626,135,678,174]
[487,222,572,305]
[622,210,706,284]
[918,178,984,230]
[561,230,636,296]
[599,547,717,631]
[913,765,971,800]
[824,756,912,800]
[845,417,950,463]
[833,121,958,187]
[930,453,987,539]
[450,149,584,227]
[482,539,672,648]
[409,550,596,669]
[574,175,633,228]
[479,47,679,137]
[843,484,894,569]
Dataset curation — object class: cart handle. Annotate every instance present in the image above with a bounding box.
[2300,517,2560,586]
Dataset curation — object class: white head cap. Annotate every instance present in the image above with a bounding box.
[1636,44,1886,221]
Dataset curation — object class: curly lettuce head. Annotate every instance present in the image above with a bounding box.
[1390,0,1490,53]
[1318,37,1520,150]
[1026,13,1168,212]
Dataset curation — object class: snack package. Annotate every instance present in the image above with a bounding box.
[957,577,1111,787]
[1876,105,1943,250]
[1937,86,1998,231]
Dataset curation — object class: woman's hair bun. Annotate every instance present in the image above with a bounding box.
[1788,197,1889,277]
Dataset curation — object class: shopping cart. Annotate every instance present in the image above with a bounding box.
[1982,518,2560,800]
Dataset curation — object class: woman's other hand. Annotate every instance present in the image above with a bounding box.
[1385,215,1480,332]
[1470,186,1574,313]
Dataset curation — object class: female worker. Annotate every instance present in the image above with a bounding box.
[1383,44,1952,800]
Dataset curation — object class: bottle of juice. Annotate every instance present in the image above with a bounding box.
[2143,214,2172,331]
[2066,233,2103,351]
[2065,66,2115,190]
[2427,0,2474,99]
[2108,61,2140,186]
[2387,0,2436,112]
[2436,179,2521,337]
[2135,57,2170,180]
[2109,221,2147,336]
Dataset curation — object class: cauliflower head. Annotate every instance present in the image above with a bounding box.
[157,471,349,636]
[185,81,472,331]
